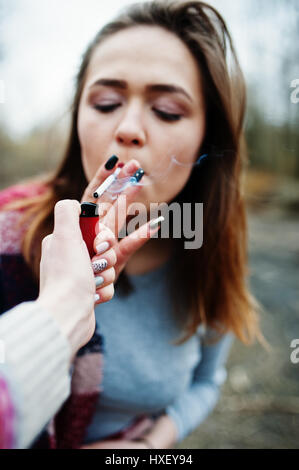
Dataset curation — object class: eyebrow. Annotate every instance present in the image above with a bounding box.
[89,78,193,103]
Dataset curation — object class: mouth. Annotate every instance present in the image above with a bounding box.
[115,155,147,175]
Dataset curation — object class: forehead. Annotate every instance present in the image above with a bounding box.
[85,25,202,99]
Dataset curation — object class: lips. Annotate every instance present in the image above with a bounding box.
[113,154,147,174]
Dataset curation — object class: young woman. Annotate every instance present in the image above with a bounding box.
[0,0,265,449]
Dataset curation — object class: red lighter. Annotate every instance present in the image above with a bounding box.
[79,202,99,258]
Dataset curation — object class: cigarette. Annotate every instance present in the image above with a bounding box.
[93,167,121,199]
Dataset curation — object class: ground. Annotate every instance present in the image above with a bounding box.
[177,205,299,449]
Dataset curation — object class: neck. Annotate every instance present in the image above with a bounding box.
[124,238,175,276]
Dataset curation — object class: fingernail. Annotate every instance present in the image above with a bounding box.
[96,241,109,254]
[92,259,108,273]
[105,155,118,170]
[95,276,104,287]
[133,168,145,182]
[130,168,145,185]
[94,294,100,302]
[149,216,164,229]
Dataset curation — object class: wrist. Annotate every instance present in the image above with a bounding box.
[36,294,78,359]
[141,414,178,448]
[133,436,156,449]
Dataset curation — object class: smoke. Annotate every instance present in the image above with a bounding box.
[104,152,209,200]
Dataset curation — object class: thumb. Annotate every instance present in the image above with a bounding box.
[53,200,82,239]
[41,233,52,252]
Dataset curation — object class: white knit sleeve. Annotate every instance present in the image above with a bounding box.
[0,301,71,448]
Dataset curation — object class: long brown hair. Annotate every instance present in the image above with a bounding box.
[3,0,267,347]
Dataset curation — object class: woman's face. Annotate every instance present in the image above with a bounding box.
[77,25,205,209]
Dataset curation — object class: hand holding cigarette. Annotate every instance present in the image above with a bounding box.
[93,166,122,199]
[81,155,144,205]
[80,155,164,284]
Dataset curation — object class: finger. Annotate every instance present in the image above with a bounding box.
[95,159,141,204]
[91,248,117,274]
[53,200,82,239]
[81,155,120,203]
[94,283,115,304]
[95,159,141,219]
[93,223,117,256]
[114,159,140,181]
[116,216,164,266]
[111,180,145,234]
[40,234,53,291]
[95,267,115,290]
[102,161,145,235]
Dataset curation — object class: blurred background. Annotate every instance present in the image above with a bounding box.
[0,0,298,449]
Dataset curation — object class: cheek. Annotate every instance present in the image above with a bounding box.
[145,160,192,206]
[160,166,192,203]
[147,121,204,203]
[175,120,205,163]
[148,125,199,176]
[77,107,112,181]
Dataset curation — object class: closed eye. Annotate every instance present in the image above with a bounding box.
[152,108,182,122]
[93,103,182,122]
[93,104,121,113]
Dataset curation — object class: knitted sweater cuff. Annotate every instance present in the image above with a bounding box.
[0,301,71,448]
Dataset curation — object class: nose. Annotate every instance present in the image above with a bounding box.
[115,102,146,148]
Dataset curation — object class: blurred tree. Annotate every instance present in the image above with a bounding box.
[246,85,299,178]
[244,0,299,179]
[0,119,67,190]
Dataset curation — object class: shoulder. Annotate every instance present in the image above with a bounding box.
[0,182,47,255]
[0,181,46,210]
